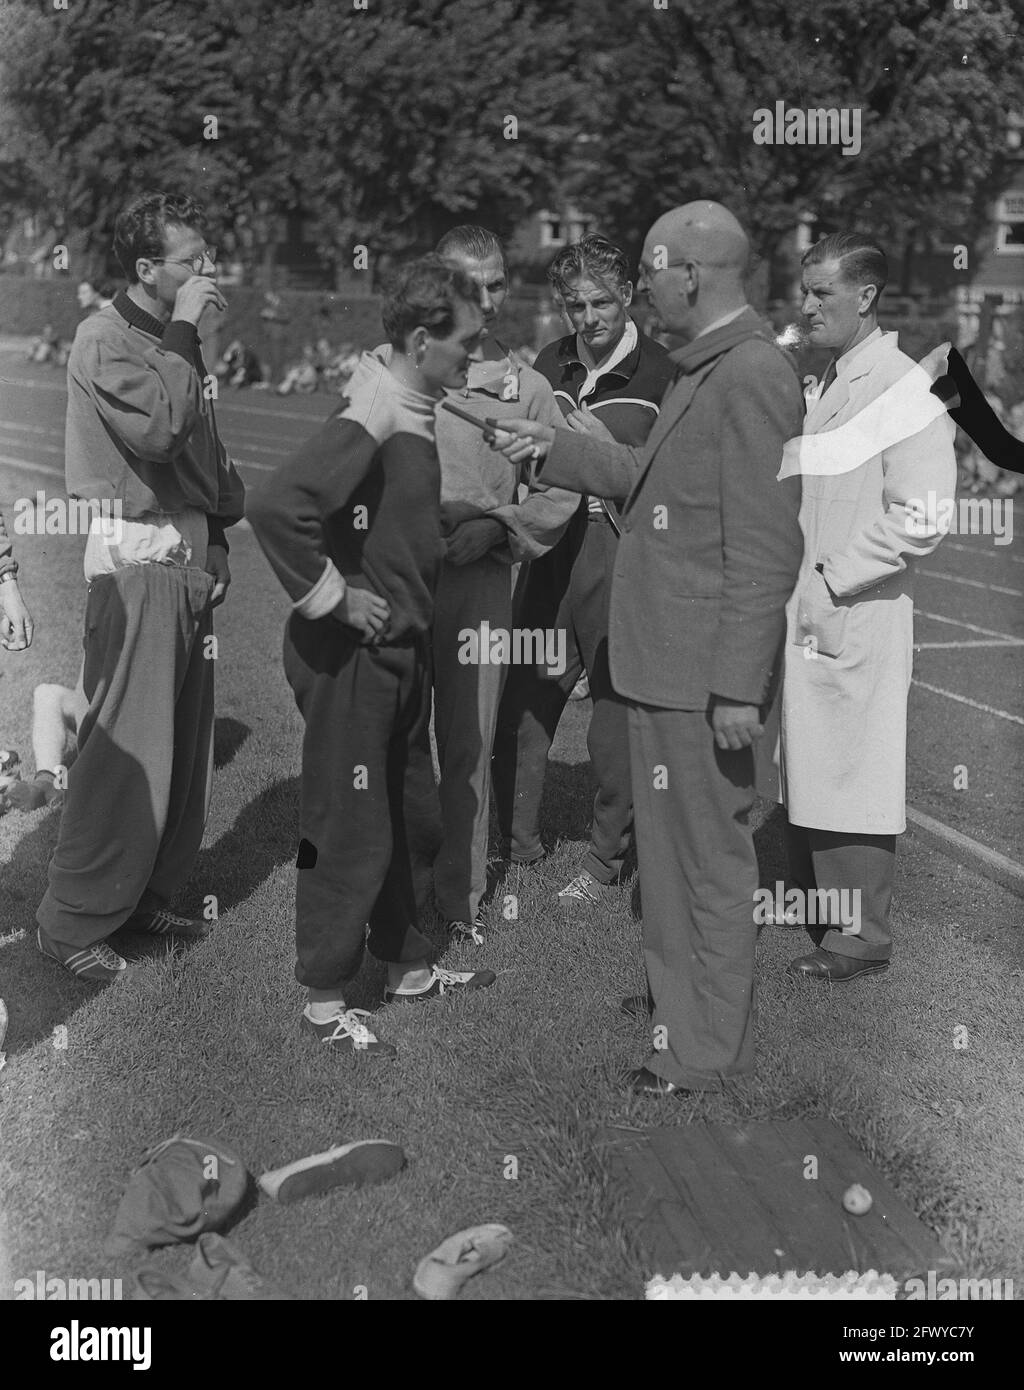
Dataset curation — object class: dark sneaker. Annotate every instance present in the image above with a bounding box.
[124,908,212,941]
[447,915,487,946]
[2,771,63,812]
[37,927,129,983]
[188,1233,289,1300]
[258,1139,407,1203]
[385,965,496,1003]
[299,1005,396,1057]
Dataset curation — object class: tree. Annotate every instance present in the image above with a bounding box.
[560,0,1024,287]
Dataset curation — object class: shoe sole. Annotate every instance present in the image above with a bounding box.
[258,1140,406,1203]
[788,961,890,983]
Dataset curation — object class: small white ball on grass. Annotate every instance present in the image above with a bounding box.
[843,1183,873,1215]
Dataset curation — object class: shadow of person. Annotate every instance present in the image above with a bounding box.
[213,716,250,770]
[1,718,160,1057]
[181,776,301,921]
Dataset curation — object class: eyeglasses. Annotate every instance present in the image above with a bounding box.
[637,258,697,280]
[149,246,218,274]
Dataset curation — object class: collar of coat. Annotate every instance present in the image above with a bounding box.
[113,289,170,339]
[668,306,771,374]
[833,326,892,383]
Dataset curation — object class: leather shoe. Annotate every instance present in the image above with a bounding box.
[788,947,889,983]
[620,993,654,1021]
[627,1066,691,1097]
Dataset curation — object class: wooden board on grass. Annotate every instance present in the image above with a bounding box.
[599,1117,958,1280]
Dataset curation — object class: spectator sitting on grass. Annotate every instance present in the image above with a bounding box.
[27,324,67,367]
[277,344,319,395]
[215,338,263,388]
[1,674,85,814]
[321,341,361,393]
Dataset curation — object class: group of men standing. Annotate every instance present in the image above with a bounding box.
[21,189,959,1096]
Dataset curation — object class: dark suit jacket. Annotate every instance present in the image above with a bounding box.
[539,308,804,711]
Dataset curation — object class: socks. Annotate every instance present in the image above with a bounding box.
[305,1000,346,1023]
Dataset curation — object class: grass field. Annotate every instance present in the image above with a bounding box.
[1,522,1022,1301]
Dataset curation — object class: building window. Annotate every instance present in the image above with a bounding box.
[539,214,563,247]
[995,193,1024,255]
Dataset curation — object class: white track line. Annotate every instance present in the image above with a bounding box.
[0,417,295,456]
[942,540,1024,566]
[915,609,1023,642]
[911,679,1024,725]
[915,640,1024,649]
[1,371,326,422]
[918,567,1023,598]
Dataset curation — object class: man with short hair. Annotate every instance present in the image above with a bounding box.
[248,256,498,1057]
[430,226,578,946]
[36,191,245,984]
[781,232,956,982]
[492,233,674,903]
[493,203,804,1095]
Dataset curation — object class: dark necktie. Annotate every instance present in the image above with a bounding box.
[819,359,838,395]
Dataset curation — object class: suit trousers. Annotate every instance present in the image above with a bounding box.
[628,702,758,1089]
[37,564,216,947]
[785,820,895,959]
[284,617,439,988]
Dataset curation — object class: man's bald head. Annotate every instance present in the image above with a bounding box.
[640,202,751,340]
[648,202,750,280]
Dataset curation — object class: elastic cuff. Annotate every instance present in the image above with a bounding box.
[206,517,229,554]
[293,558,346,619]
[162,320,200,363]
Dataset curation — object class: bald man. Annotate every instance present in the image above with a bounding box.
[492,204,804,1095]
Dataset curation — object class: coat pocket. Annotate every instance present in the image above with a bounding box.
[793,570,848,659]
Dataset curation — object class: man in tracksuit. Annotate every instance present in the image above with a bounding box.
[36,192,245,984]
[430,226,578,946]
[248,256,497,1058]
[493,235,675,903]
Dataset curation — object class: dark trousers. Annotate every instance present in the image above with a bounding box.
[785,820,895,960]
[38,565,216,947]
[284,616,440,989]
[493,517,632,882]
[629,703,758,1090]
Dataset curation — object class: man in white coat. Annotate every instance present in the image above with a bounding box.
[780,232,956,982]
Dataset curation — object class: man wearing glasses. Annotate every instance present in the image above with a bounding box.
[36,192,245,983]
[491,202,803,1095]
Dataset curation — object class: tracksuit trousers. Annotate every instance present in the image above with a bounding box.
[283,615,440,989]
[37,564,216,947]
[493,516,632,882]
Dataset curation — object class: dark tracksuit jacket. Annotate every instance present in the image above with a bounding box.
[247,348,444,987]
[492,322,675,880]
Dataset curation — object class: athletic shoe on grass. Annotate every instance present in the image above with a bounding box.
[300,1005,396,1057]
[447,915,487,946]
[558,870,606,904]
[123,908,212,940]
[258,1140,407,1203]
[37,927,129,984]
[413,1224,513,1300]
[385,965,496,1003]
